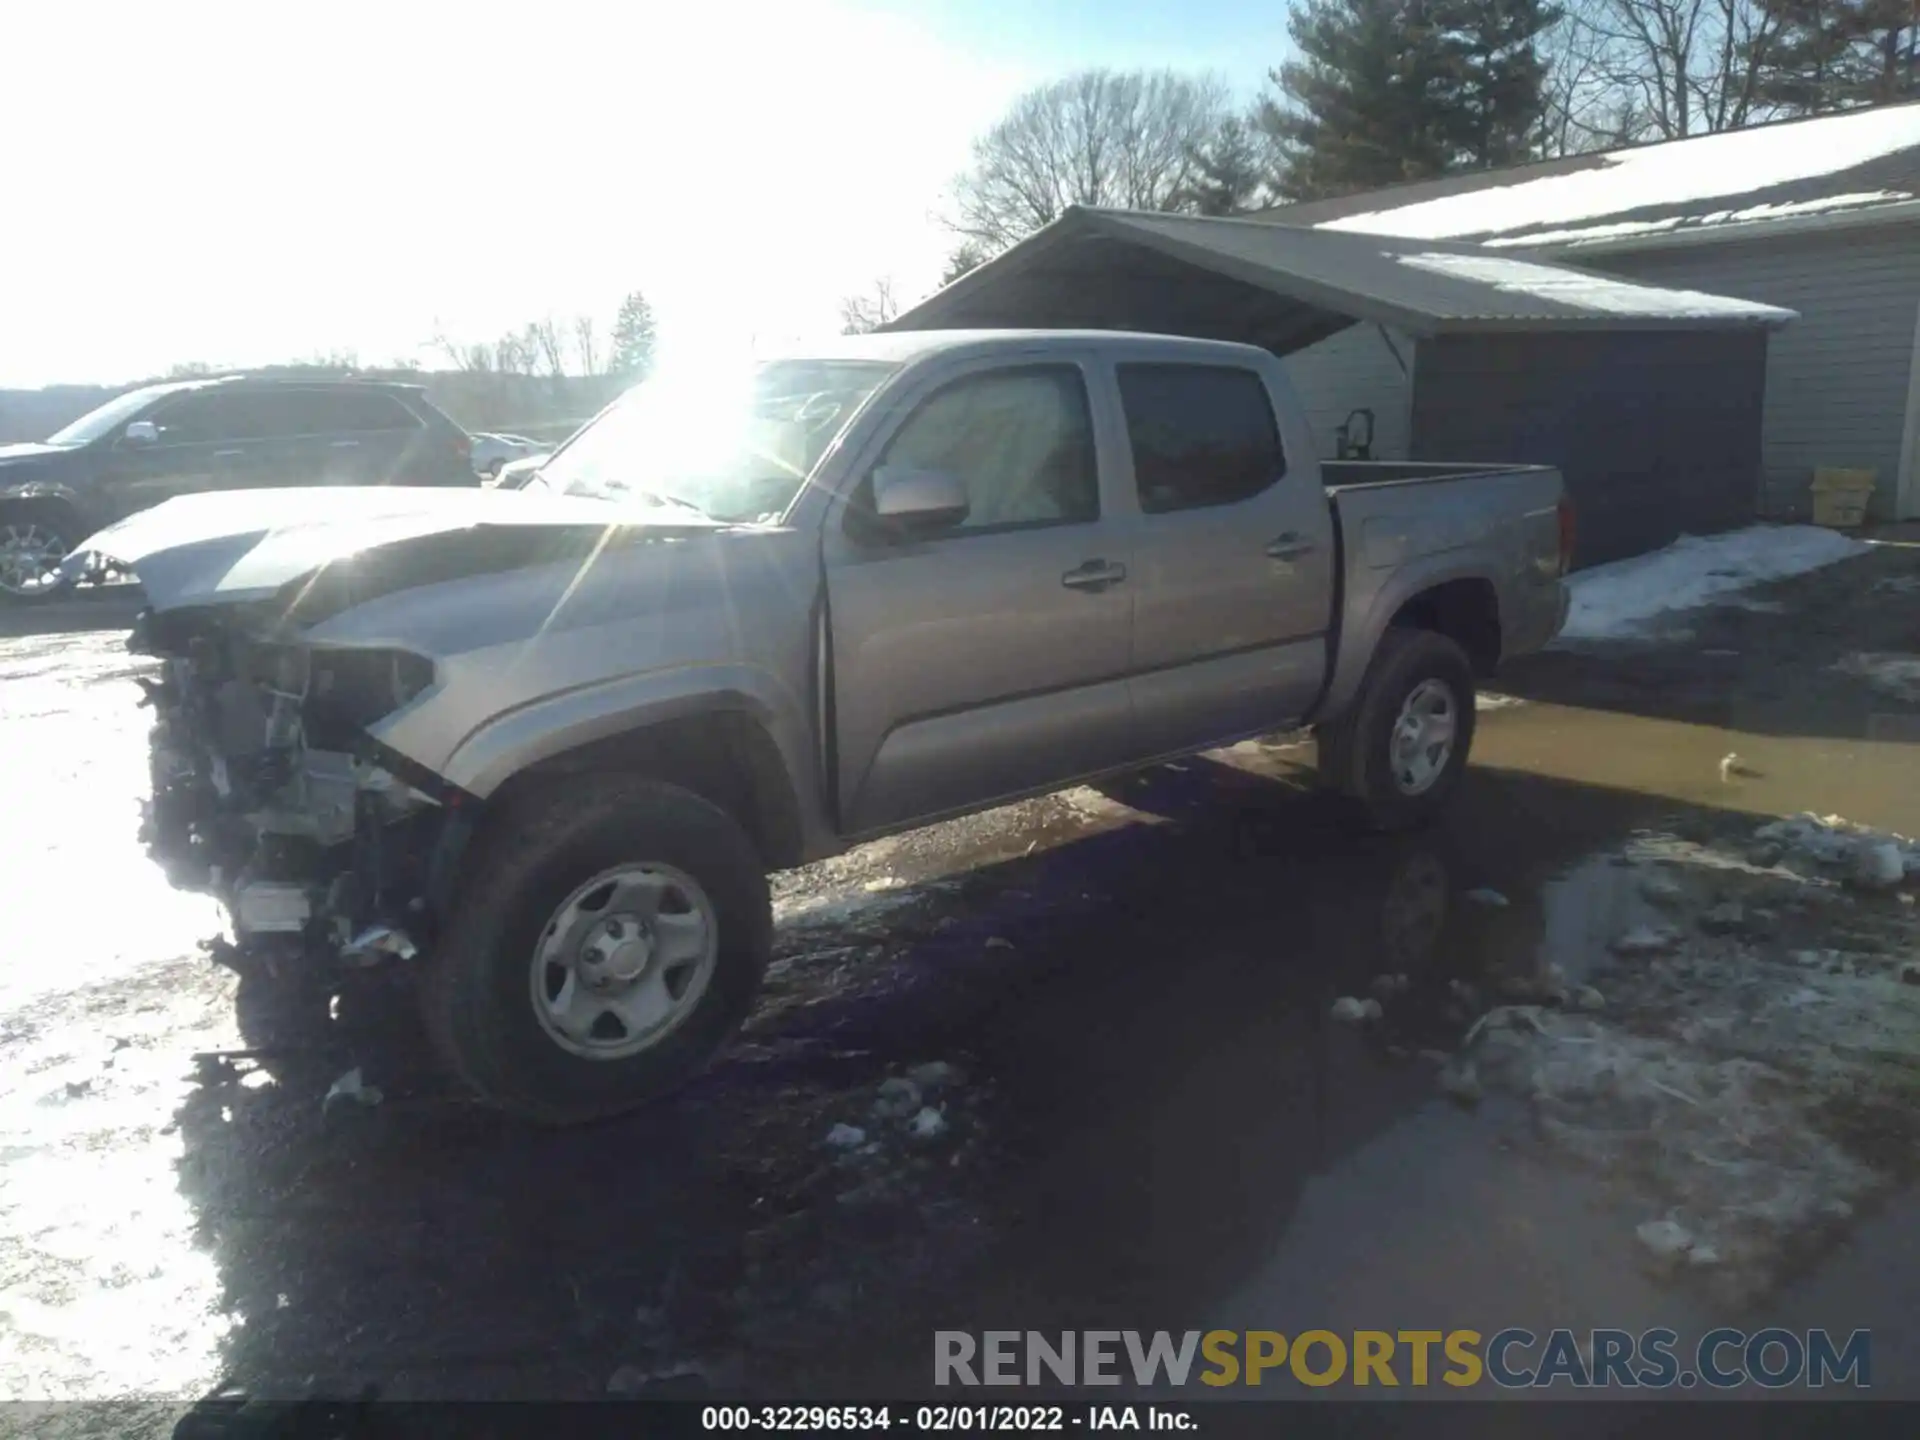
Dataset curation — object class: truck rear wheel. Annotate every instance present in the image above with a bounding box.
[1317,628,1476,832]
[421,776,772,1124]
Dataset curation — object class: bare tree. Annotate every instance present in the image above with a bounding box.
[572,314,601,377]
[950,69,1233,252]
[526,316,568,379]
[493,330,536,376]
[1556,0,1783,144]
[838,278,900,335]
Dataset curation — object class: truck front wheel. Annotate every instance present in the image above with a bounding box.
[1317,628,1477,831]
[421,776,773,1124]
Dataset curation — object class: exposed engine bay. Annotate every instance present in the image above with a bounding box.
[133,605,469,969]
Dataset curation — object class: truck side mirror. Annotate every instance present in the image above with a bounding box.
[868,466,969,537]
[123,420,159,447]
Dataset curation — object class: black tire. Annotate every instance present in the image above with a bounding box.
[420,776,772,1124]
[0,501,81,605]
[1316,628,1477,832]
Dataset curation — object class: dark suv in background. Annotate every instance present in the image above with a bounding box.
[0,375,477,601]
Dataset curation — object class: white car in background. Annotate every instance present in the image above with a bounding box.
[468,432,548,481]
[486,452,550,489]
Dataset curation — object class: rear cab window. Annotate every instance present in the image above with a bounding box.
[1116,364,1287,514]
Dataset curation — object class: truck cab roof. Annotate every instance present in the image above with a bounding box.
[783,328,1275,367]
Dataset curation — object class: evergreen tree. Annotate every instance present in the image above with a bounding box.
[1257,0,1461,200]
[941,242,989,287]
[1178,115,1275,214]
[1438,0,1564,170]
[608,291,658,379]
[1257,0,1560,201]
[1753,0,1916,111]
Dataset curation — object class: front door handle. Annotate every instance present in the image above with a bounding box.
[329,439,361,450]
[212,448,246,460]
[1062,559,1127,593]
[1265,531,1317,561]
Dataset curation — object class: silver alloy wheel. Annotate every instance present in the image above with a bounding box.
[0,521,69,598]
[529,862,720,1060]
[1388,678,1457,796]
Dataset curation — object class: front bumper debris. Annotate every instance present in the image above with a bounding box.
[136,611,455,965]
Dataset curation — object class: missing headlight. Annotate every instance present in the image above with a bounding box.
[302,648,437,747]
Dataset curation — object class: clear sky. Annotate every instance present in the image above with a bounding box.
[0,0,1294,389]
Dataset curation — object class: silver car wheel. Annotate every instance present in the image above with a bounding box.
[0,521,70,598]
[1388,678,1457,796]
[528,862,720,1061]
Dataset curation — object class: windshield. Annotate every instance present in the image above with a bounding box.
[45,385,172,446]
[534,359,898,523]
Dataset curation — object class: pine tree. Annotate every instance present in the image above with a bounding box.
[1437,0,1563,170]
[1754,0,1917,111]
[1259,0,1464,200]
[941,242,989,287]
[608,291,658,379]
[1179,115,1274,215]
[1256,0,1560,201]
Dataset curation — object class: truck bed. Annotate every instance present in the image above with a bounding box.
[1308,457,1568,727]
[1321,460,1557,490]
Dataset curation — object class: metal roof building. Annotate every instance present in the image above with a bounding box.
[1253,100,1920,522]
[897,207,1793,345]
[892,206,1796,565]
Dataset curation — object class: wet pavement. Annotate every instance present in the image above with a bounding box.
[1,551,1917,1421]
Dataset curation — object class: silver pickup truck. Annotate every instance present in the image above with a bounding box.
[84,329,1569,1123]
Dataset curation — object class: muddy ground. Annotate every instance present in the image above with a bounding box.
[2,537,1918,1429]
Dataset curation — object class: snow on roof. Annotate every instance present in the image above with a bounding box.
[1309,102,1920,246]
[1477,190,1911,249]
[1397,251,1797,320]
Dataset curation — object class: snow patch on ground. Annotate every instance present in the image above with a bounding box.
[1397,251,1792,320]
[1560,526,1869,641]
[1322,105,1920,241]
[1835,652,1920,703]
[1438,818,1920,1300]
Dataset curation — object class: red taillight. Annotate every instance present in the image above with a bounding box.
[453,433,472,460]
[1556,496,1576,576]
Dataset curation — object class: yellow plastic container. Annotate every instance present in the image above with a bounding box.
[1811,468,1876,529]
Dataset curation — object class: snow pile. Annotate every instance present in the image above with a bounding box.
[1322,104,1920,242]
[1753,812,1920,879]
[1560,525,1869,641]
[1835,652,1920,703]
[1452,1007,1880,1289]
[1398,251,1792,321]
[1438,823,1919,1298]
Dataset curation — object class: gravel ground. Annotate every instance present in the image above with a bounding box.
[2,538,1917,1425]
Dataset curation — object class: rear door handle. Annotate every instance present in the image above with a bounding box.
[212,448,246,460]
[329,439,361,449]
[1062,559,1127,593]
[1265,532,1317,561]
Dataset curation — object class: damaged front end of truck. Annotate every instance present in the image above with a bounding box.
[80,484,713,979]
[135,604,471,968]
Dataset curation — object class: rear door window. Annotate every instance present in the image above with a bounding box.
[1116,364,1286,514]
[297,388,423,434]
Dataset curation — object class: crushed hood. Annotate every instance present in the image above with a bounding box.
[75,485,723,613]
